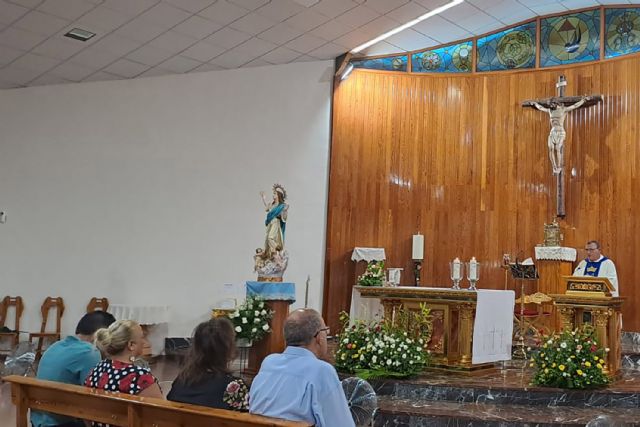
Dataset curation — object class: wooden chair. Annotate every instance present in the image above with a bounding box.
[514,292,553,339]
[28,297,65,360]
[0,296,24,352]
[86,297,109,313]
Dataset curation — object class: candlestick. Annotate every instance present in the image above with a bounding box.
[449,258,463,290]
[412,234,424,260]
[466,257,480,290]
[304,275,310,308]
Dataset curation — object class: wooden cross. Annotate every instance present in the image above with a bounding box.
[522,75,602,218]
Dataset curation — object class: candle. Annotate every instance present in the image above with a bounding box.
[469,257,478,281]
[412,234,424,260]
[452,258,462,280]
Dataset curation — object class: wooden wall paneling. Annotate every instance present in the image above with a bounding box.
[324,57,640,333]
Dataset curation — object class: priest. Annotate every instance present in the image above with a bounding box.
[573,240,619,297]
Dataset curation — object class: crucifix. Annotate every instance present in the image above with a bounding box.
[522,75,602,218]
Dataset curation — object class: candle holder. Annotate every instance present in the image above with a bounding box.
[413,260,422,286]
[449,261,464,290]
[466,261,480,290]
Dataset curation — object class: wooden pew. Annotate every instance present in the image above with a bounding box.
[4,375,312,427]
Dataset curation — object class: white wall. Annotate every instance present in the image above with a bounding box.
[0,60,334,343]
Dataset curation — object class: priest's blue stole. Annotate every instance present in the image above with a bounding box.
[584,257,609,277]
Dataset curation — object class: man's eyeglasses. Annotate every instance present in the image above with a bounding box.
[585,247,599,252]
[314,327,330,337]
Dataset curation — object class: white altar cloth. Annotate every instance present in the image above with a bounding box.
[472,289,515,364]
[108,304,170,325]
[534,246,577,262]
[351,247,386,262]
[349,287,383,324]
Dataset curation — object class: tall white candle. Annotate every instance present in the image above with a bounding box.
[453,257,461,280]
[412,234,424,260]
[469,257,478,281]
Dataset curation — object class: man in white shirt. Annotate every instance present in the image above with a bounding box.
[249,309,355,427]
[573,240,619,297]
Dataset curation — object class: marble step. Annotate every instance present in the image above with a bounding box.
[374,396,640,427]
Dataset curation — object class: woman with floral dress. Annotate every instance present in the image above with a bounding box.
[167,317,248,410]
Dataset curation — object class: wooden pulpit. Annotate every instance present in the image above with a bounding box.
[245,281,295,376]
[551,276,624,375]
[534,246,577,332]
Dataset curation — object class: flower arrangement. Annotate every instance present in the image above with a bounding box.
[222,379,249,411]
[530,326,610,389]
[357,261,385,286]
[335,307,431,379]
[227,296,274,343]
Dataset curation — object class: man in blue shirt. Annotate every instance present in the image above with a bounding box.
[31,311,116,427]
[249,309,355,427]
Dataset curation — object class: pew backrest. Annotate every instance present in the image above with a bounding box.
[4,375,313,427]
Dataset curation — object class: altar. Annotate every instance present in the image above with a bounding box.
[356,286,514,371]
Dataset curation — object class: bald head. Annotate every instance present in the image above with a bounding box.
[284,309,323,347]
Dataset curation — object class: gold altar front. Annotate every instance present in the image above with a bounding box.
[355,286,492,371]
[551,294,624,375]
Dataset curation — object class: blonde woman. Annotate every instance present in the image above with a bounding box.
[84,320,162,399]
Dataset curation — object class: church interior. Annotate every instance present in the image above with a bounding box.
[2,0,640,426]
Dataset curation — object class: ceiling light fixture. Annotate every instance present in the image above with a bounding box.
[64,28,96,42]
[350,0,465,54]
[340,63,354,81]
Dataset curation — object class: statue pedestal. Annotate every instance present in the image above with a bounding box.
[245,281,295,376]
[535,246,577,332]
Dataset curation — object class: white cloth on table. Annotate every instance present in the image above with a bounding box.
[108,304,170,324]
[351,247,386,262]
[472,289,515,364]
[534,246,577,262]
[349,287,383,324]
[573,257,619,297]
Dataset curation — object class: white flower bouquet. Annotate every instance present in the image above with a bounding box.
[228,296,274,343]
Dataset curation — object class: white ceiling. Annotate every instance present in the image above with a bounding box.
[0,0,632,89]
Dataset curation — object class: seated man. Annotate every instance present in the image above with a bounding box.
[31,311,116,427]
[249,309,354,427]
[573,240,619,297]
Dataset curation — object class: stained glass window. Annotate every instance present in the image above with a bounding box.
[351,55,408,72]
[540,9,600,67]
[476,21,536,72]
[605,7,640,58]
[411,41,473,73]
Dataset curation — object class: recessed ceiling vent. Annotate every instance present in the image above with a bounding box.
[64,28,96,42]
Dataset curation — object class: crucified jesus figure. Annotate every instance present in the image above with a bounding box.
[525,97,590,175]
[522,75,602,217]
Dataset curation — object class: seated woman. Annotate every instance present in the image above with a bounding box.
[167,317,248,410]
[85,320,163,399]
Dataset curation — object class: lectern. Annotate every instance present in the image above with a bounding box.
[551,276,624,375]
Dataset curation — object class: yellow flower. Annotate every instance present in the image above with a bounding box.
[552,363,557,368]
[540,353,545,357]
[543,344,548,348]
[570,355,576,359]
[599,359,605,364]
[576,369,583,376]
[585,361,591,367]
[544,368,549,374]
[593,355,599,360]
[559,365,565,371]
[597,363,603,369]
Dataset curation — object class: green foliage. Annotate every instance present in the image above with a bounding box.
[530,326,610,389]
[334,310,431,379]
[357,261,385,286]
[227,296,274,342]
